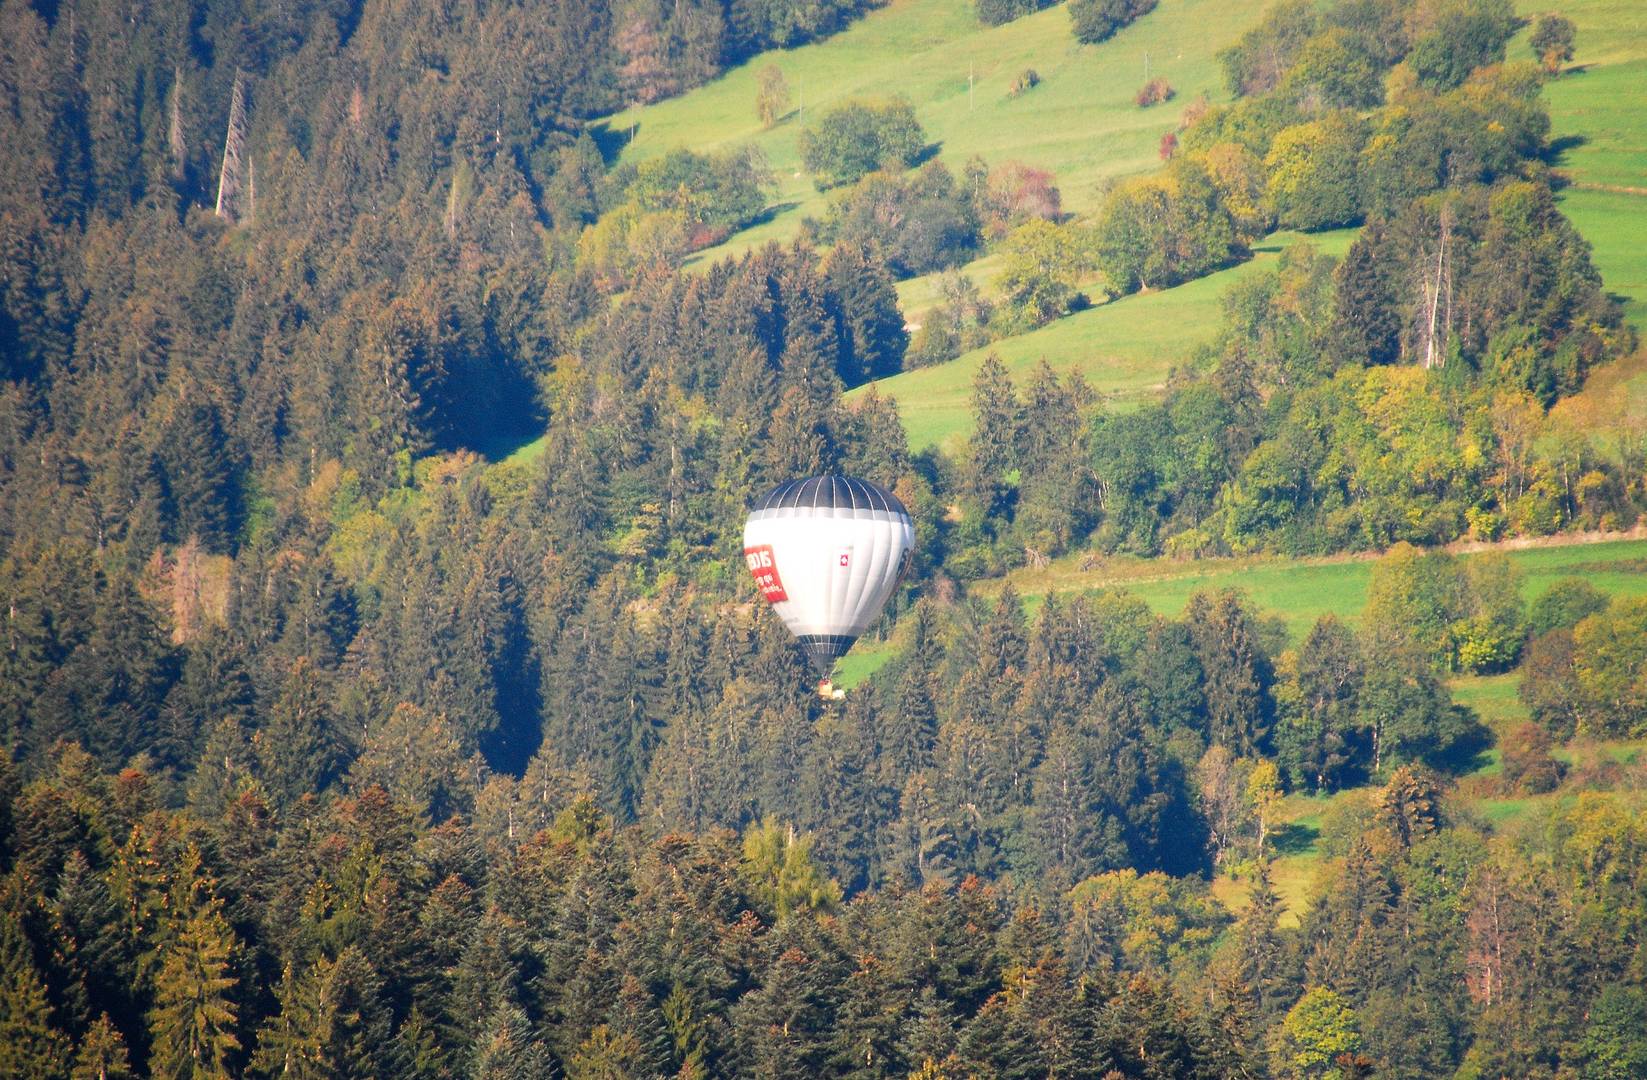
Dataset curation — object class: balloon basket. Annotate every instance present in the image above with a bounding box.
[817,678,845,701]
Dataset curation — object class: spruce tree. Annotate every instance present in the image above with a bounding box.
[145,909,241,1080]
[824,240,907,385]
[71,1012,134,1079]
[0,902,72,1080]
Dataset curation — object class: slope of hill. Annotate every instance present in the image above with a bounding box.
[862,226,1359,451]
[600,0,1647,456]
[1527,0,1647,332]
[603,0,1262,263]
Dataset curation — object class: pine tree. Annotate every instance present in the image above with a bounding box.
[0,901,72,1080]
[1186,589,1273,757]
[471,1002,555,1080]
[154,388,237,552]
[256,657,339,809]
[146,908,241,1080]
[881,654,938,780]
[824,240,907,385]
[1235,858,1289,1021]
[72,1013,134,1079]
[892,774,956,888]
[965,354,1020,513]
[36,569,176,766]
[250,947,391,1079]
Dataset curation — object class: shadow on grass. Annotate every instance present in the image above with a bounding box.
[587,120,634,165]
[744,200,801,228]
[1271,820,1320,857]
[1427,705,1496,776]
[1546,133,1588,174]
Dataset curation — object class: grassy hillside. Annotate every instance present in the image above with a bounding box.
[1522,0,1647,429]
[858,227,1358,451]
[1525,0,1647,334]
[605,0,1262,264]
[595,0,1647,456]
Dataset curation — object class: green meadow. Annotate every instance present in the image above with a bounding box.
[605,0,1262,263]
[1521,0,1647,332]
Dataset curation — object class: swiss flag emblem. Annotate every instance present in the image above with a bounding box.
[839,553,850,567]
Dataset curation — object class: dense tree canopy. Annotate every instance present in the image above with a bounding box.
[0,0,1643,1074]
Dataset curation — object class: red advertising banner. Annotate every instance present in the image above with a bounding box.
[742,544,788,603]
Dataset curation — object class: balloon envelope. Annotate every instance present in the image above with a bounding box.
[743,475,915,675]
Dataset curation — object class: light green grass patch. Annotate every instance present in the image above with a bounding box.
[834,636,899,688]
[1449,672,1530,733]
[1212,853,1328,929]
[1561,190,1647,332]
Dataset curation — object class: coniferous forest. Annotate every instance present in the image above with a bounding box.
[2,0,1646,1076]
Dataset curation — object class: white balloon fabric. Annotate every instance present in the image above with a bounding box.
[743,475,915,676]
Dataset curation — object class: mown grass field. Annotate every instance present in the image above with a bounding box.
[604,0,1262,264]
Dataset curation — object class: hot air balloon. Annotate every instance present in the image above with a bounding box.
[743,475,915,694]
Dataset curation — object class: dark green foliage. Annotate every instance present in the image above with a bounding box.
[1068,0,1158,44]
[626,145,775,241]
[975,0,1054,27]
[1529,14,1577,72]
[1275,615,1366,792]
[1186,590,1274,758]
[1330,222,1402,365]
[1407,0,1516,89]
[0,0,1642,1074]
[0,898,72,1079]
[1218,0,1321,96]
[1579,985,1647,1080]
[1092,158,1245,293]
[1265,110,1367,231]
[1527,577,1609,638]
[823,241,909,383]
[816,163,982,279]
[1517,627,1580,738]
[799,99,926,189]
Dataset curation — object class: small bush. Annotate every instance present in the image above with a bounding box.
[1530,13,1576,73]
[754,65,791,127]
[907,272,993,368]
[980,161,1062,235]
[1158,131,1178,160]
[1009,68,1040,96]
[1528,578,1609,638]
[1135,77,1175,107]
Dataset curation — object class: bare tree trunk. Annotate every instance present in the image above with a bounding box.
[168,67,186,180]
[215,70,249,223]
